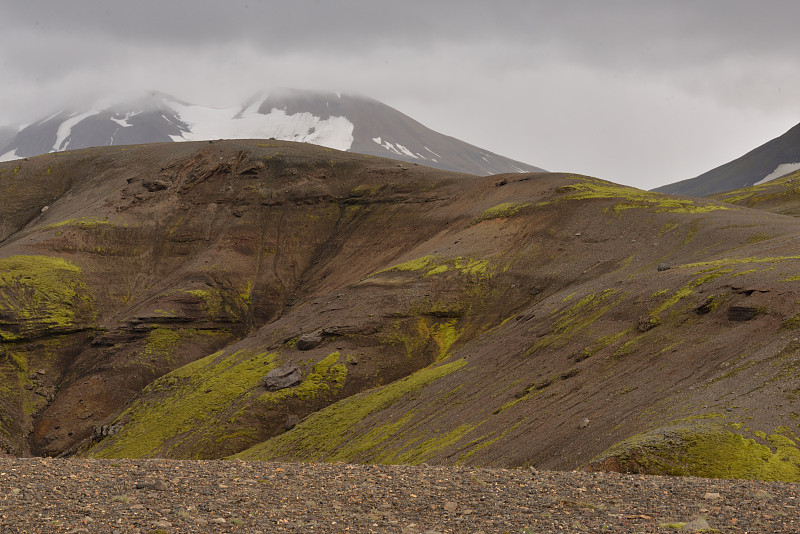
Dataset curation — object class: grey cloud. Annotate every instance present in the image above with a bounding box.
[2,1,800,189]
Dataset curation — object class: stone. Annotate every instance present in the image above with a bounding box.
[143,179,171,192]
[296,331,324,350]
[754,489,772,500]
[637,315,660,332]
[682,517,711,530]
[702,492,722,500]
[263,365,302,391]
[443,501,458,513]
[657,263,671,272]
[578,417,590,429]
[285,414,300,430]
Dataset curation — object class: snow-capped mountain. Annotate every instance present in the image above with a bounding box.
[654,121,800,197]
[0,89,543,176]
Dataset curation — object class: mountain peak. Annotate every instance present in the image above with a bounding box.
[0,89,543,175]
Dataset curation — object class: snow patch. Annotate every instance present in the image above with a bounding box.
[753,162,800,186]
[376,140,403,156]
[54,110,98,151]
[424,146,441,158]
[241,94,267,116]
[0,149,20,162]
[170,103,354,151]
[395,143,418,159]
[110,112,139,128]
[374,138,421,159]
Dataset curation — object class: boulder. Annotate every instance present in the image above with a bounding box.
[296,331,323,350]
[263,365,302,391]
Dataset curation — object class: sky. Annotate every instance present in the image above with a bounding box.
[2,1,800,190]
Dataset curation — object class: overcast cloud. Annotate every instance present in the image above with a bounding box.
[2,1,800,189]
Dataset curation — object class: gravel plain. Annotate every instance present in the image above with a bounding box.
[1,458,799,533]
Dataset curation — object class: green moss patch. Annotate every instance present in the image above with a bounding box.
[431,320,461,361]
[0,255,94,341]
[375,255,491,279]
[138,327,225,367]
[42,217,112,231]
[715,170,800,205]
[648,268,732,319]
[387,424,476,465]
[544,176,731,214]
[592,420,800,481]
[185,287,248,321]
[527,289,623,354]
[681,255,800,270]
[472,202,531,223]
[234,359,467,462]
[260,352,348,406]
[89,350,279,458]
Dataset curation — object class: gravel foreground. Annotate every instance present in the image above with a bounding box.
[1,458,798,533]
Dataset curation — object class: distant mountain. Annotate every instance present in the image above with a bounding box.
[0,126,15,149]
[654,122,800,196]
[0,89,543,176]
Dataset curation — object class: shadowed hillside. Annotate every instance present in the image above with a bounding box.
[2,141,800,481]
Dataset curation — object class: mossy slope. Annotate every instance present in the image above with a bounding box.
[0,255,94,341]
[234,359,467,462]
[589,420,800,482]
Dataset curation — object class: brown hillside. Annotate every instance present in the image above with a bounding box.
[2,141,800,481]
[711,167,800,217]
